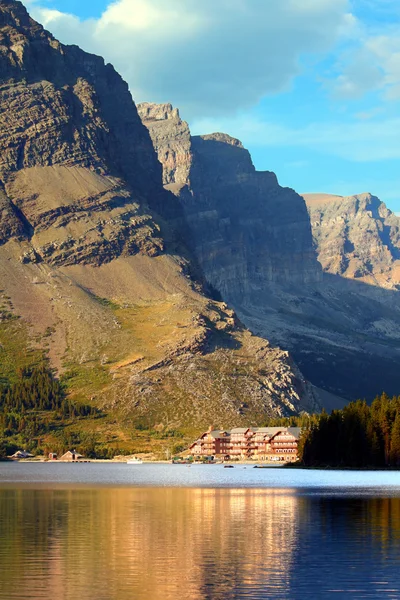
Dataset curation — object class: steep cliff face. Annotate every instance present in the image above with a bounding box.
[304,193,400,288]
[138,103,322,303]
[0,0,182,221]
[137,102,192,186]
[139,103,400,404]
[0,1,319,430]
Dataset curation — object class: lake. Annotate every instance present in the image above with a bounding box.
[1,464,400,599]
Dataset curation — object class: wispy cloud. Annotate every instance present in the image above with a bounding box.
[191,113,400,162]
[328,3,400,103]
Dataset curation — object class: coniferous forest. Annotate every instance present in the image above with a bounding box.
[299,394,400,468]
[0,366,186,460]
[0,366,100,459]
[1,364,400,468]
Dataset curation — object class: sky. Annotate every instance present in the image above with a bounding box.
[22,0,400,211]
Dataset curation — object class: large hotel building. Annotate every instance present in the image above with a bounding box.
[189,427,301,462]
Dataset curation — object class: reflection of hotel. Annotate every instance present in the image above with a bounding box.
[0,486,301,600]
[189,427,301,461]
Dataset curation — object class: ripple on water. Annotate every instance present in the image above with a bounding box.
[1,465,400,599]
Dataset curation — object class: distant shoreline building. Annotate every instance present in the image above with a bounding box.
[189,427,301,461]
[59,450,84,462]
[10,450,34,460]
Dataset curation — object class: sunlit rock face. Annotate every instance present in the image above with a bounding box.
[304,192,400,289]
[137,103,193,186]
[0,0,181,226]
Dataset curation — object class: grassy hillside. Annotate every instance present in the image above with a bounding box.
[0,175,317,457]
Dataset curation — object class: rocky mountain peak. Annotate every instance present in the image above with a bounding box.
[138,102,181,122]
[137,101,192,186]
[0,1,186,265]
[0,2,166,203]
[190,133,256,183]
[0,0,34,28]
[304,192,400,287]
[197,132,245,148]
[140,102,322,295]
[139,103,400,405]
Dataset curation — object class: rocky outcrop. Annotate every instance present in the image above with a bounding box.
[137,103,192,186]
[0,183,28,244]
[304,193,400,288]
[0,1,180,220]
[0,0,180,267]
[0,1,319,428]
[139,103,322,304]
[8,166,164,267]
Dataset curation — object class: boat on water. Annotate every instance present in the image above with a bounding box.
[126,458,143,464]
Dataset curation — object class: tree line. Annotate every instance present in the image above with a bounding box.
[299,393,400,468]
[0,365,100,459]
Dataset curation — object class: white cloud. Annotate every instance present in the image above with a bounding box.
[23,0,352,119]
[329,13,400,102]
[330,48,385,99]
[368,35,400,100]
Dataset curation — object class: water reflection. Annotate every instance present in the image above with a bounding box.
[1,488,400,599]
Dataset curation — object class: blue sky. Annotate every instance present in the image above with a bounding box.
[24,0,400,211]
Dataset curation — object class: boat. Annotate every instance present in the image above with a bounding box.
[224,465,234,468]
[126,458,143,464]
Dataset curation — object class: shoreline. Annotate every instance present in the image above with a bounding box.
[3,459,400,471]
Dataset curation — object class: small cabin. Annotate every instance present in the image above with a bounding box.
[59,450,84,462]
[10,450,34,459]
[48,453,58,460]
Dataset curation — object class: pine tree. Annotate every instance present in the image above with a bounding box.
[390,414,400,467]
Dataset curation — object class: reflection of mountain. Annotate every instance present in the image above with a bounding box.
[2,487,400,598]
[291,496,400,597]
[0,487,298,600]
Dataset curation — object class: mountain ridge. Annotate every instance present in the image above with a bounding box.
[0,0,320,453]
[139,102,400,403]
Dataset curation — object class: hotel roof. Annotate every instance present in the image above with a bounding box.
[253,427,283,435]
[287,427,302,440]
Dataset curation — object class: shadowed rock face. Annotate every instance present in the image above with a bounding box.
[0,1,320,427]
[140,103,400,404]
[138,103,322,303]
[304,193,400,289]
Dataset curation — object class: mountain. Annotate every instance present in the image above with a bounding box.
[304,193,400,288]
[0,0,319,447]
[139,103,400,403]
[138,103,322,298]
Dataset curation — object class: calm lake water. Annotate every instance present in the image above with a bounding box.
[1,464,400,599]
